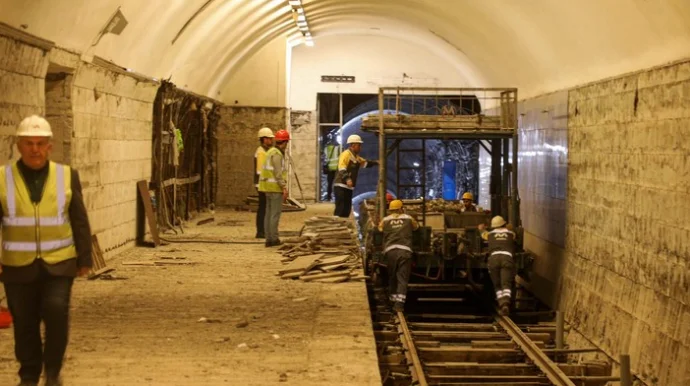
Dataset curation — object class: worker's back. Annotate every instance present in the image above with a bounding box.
[381,213,417,253]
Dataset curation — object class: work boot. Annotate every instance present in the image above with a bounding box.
[17,381,38,386]
[255,232,265,239]
[498,298,510,316]
[392,302,405,313]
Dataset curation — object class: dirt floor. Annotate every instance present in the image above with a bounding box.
[0,204,381,386]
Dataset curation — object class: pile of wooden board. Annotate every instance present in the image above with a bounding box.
[277,216,367,283]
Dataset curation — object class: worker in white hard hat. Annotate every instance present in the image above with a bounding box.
[0,115,93,386]
[460,192,478,212]
[332,134,378,217]
[478,216,516,316]
[254,127,274,239]
[378,200,419,313]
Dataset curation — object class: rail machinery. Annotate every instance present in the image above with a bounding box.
[358,87,534,294]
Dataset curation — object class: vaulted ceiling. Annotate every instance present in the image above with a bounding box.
[1,0,689,99]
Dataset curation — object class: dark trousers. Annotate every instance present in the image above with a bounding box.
[487,253,515,299]
[333,186,353,218]
[4,273,74,382]
[387,249,412,304]
[255,191,266,237]
[325,170,336,200]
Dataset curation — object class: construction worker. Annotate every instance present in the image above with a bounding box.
[478,216,516,316]
[0,115,93,386]
[254,127,274,238]
[333,134,378,218]
[323,136,340,201]
[378,200,419,312]
[460,192,478,212]
[259,129,290,247]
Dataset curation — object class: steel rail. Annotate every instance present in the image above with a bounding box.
[496,315,576,386]
[396,310,428,386]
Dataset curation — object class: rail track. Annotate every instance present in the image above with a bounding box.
[369,280,619,386]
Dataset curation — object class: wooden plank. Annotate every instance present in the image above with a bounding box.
[300,271,352,281]
[137,180,160,246]
[315,254,351,266]
[87,267,115,280]
[419,347,522,362]
[162,174,201,187]
[313,276,349,283]
[121,261,156,266]
[89,234,106,272]
[278,254,324,274]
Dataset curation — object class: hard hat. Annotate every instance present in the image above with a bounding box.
[275,129,290,141]
[386,193,394,202]
[257,127,274,138]
[462,192,474,200]
[17,115,52,137]
[389,200,403,210]
[491,216,506,228]
[346,134,363,144]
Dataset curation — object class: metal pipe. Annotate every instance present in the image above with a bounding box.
[502,138,510,221]
[378,88,386,221]
[620,354,632,386]
[556,311,565,349]
[511,90,520,227]
[379,86,518,92]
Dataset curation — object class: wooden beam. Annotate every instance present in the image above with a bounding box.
[162,174,201,187]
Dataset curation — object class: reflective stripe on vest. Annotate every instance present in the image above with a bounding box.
[0,162,76,267]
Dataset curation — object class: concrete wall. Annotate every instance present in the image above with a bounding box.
[520,59,690,386]
[71,63,158,256]
[217,38,287,107]
[289,110,317,202]
[0,34,49,160]
[289,35,468,111]
[215,106,288,207]
[44,73,73,164]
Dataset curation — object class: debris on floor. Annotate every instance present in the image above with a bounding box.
[277,216,367,283]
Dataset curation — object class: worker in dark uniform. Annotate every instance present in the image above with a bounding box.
[478,215,516,316]
[254,127,274,238]
[0,115,93,386]
[332,134,378,218]
[460,192,478,212]
[378,200,419,313]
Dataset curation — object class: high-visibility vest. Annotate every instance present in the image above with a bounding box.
[325,145,340,171]
[258,147,287,193]
[0,161,76,267]
[254,146,268,188]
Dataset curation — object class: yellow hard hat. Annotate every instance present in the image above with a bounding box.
[491,216,506,228]
[462,192,473,200]
[389,199,403,210]
[257,127,274,138]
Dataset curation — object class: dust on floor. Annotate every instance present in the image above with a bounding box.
[0,204,381,386]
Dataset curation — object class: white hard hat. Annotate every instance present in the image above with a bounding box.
[491,216,506,228]
[17,115,53,137]
[347,134,363,144]
[257,127,274,138]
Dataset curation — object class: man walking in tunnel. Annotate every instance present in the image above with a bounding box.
[478,216,516,316]
[254,127,274,238]
[0,115,93,386]
[323,135,340,201]
[259,129,290,247]
[379,200,419,312]
[333,134,378,218]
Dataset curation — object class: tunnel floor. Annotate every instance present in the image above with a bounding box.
[0,205,380,386]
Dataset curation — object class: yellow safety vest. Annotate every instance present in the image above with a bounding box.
[254,146,268,188]
[0,162,76,267]
[325,145,340,171]
[258,147,287,193]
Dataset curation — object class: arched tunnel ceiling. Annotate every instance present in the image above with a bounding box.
[1,0,689,99]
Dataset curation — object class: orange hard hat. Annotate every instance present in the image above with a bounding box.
[386,193,394,202]
[275,130,290,141]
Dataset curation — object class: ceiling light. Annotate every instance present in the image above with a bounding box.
[297,8,304,13]
[288,0,301,6]
[297,14,305,21]
[305,40,314,47]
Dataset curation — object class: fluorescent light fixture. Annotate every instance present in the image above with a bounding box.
[288,0,301,6]
[125,68,133,72]
[305,32,311,36]
[297,8,304,13]
[297,14,305,21]
[305,40,314,47]
[296,20,307,26]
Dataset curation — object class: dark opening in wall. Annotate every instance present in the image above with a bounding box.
[44,70,73,164]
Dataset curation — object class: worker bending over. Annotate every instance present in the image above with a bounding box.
[478,216,516,316]
[378,200,419,313]
[259,129,290,247]
[254,127,274,238]
[333,134,378,217]
[460,192,478,212]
